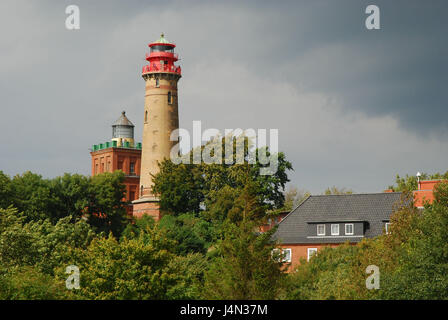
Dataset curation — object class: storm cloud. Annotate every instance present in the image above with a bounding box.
[0,0,447,193]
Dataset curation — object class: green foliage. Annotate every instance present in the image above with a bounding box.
[0,171,128,237]
[203,179,287,299]
[0,266,72,300]
[158,213,214,255]
[434,181,448,207]
[283,186,310,211]
[87,171,128,236]
[43,173,90,222]
[4,161,447,299]
[388,171,448,192]
[323,186,353,195]
[152,136,293,222]
[121,214,156,240]
[377,183,448,299]
[285,244,361,300]
[64,226,189,300]
[152,162,205,215]
[7,171,55,221]
[0,207,40,267]
[166,253,208,299]
[0,206,97,299]
[0,171,13,209]
[0,150,293,300]
[285,184,448,300]
[204,221,286,299]
[0,207,97,274]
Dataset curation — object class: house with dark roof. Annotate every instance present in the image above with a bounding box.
[272,192,403,271]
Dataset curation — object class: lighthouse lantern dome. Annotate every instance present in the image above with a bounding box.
[112,111,135,147]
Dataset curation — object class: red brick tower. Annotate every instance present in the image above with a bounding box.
[91,111,142,216]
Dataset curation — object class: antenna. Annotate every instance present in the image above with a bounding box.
[416,172,422,190]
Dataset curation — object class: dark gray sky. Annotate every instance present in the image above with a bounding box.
[1,0,447,193]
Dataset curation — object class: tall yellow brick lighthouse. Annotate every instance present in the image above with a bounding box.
[132,34,182,220]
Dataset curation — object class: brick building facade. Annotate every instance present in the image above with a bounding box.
[90,111,142,217]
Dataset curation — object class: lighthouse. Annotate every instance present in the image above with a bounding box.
[132,34,182,220]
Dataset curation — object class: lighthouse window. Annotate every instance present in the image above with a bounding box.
[155,78,159,87]
[168,91,172,104]
[145,110,148,123]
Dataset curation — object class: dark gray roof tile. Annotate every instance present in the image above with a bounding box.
[273,192,403,244]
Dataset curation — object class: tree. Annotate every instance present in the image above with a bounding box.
[152,135,293,221]
[121,214,156,240]
[152,161,205,215]
[166,253,208,300]
[284,243,362,300]
[63,226,187,299]
[285,185,448,300]
[377,182,448,299]
[323,186,353,195]
[8,171,55,221]
[0,266,72,300]
[388,171,448,192]
[158,213,213,255]
[0,207,97,275]
[86,171,128,236]
[46,173,90,222]
[0,207,41,268]
[1,171,129,236]
[434,181,448,207]
[283,186,310,211]
[202,175,287,299]
[0,171,13,209]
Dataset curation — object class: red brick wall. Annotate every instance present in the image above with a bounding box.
[259,212,289,232]
[132,201,161,221]
[279,243,350,272]
[413,180,445,208]
[91,147,141,217]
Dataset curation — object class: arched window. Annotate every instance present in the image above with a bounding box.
[155,78,159,87]
[168,91,172,104]
[145,110,148,123]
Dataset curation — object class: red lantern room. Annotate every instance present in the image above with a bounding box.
[142,33,181,76]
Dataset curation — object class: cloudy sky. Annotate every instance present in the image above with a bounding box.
[1,0,447,193]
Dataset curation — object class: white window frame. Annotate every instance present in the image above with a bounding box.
[307,248,318,261]
[345,223,354,235]
[317,224,325,236]
[282,248,292,263]
[331,224,340,236]
[271,248,291,263]
[385,222,391,234]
